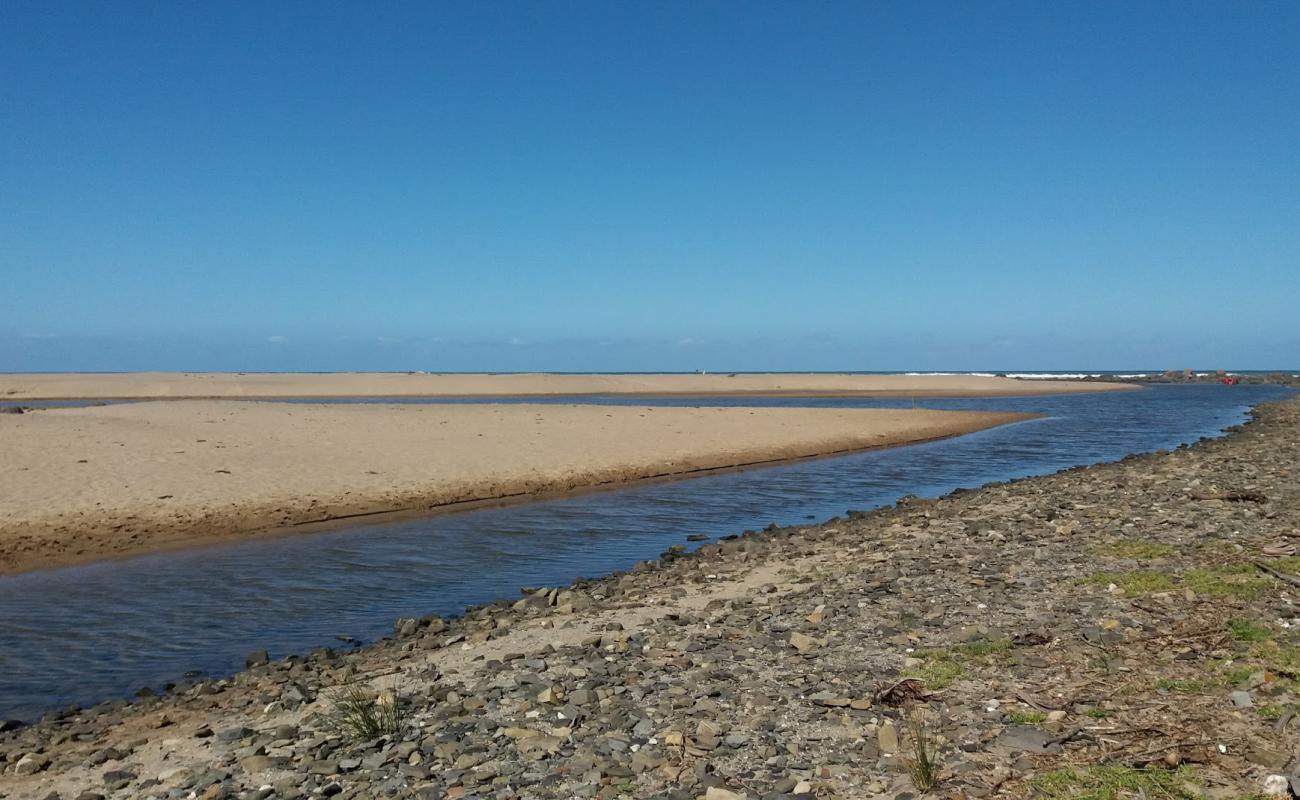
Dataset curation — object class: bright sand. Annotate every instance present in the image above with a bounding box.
[0,401,1032,573]
[0,371,1135,400]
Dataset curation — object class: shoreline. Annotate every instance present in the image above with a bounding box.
[0,371,1139,401]
[2,398,1297,797]
[0,402,1031,575]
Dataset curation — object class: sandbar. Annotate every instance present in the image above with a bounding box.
[0,371,1135,401]
[0,401,1031,573]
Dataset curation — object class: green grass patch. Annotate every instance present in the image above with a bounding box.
[1182,564,1273,599]
[1195,539,1240,556]
[1029,765,1202,799]
[1005,709,1047,724]
[1257,702,1300,721]
[1155,677,1205,693]
[1222,665,1255,687]
[1092,539,1177,560]
[1080,570,1176,594]
[1246,642,1300,678]
[1086,707,1111,719]
[905,639,1015,689]
[954,639,1013,659]
[1027,766,1247,799]
[1228,619,1272,643]
[905,651,964,689]
[1269,556,1300,574]
[1081,562,1282,598]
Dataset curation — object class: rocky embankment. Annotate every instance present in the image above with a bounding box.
[3,399,1300,800]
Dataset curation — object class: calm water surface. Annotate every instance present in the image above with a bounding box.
[0,384,1292,720]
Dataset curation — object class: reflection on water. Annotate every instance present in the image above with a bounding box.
[0,385,1292,719]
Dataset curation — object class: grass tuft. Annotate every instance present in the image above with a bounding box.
[325,681,407,742]
[904,713,940,793]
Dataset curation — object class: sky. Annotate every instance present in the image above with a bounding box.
[2,2,1297,372]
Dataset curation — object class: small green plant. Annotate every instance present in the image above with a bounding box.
[1086,707,1110,719]
[1229,619,1272,643]
[1091,539,1176,560]
[325,681,407,741]
[904,713,940,792]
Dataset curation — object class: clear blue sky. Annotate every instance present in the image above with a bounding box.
[2,1,1297,372]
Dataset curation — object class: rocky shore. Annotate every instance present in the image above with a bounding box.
[1087,372,1300,388]
[3,397,1299,800]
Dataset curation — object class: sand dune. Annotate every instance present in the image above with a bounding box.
[0,401,1031,573]
[0,371,1134,400]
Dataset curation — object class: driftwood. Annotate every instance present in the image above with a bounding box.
[1189,490,1268,503]
[1254,561,1300,588]
[874,678,931,706]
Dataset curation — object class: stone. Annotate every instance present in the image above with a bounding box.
[102,769,136,787]
[240,755,279,772]
[516,734,565,758]
[14,753,50,775]
[788,632,821,654]
[987,726,1055,756]
[1261,774,1289,798]
[244,651,269,668]
[1245,748,1289,770]
[1230,690,1253,709]
[877,721,899,754]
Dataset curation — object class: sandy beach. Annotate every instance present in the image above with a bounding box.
[0,401,1029,574]
[0,372,1135,400]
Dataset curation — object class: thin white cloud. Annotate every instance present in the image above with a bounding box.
[268,335,289,344]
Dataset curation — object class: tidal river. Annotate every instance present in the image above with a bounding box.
[0,384,1291,720]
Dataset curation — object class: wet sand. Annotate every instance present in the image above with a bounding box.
[0,401,1030,574]
[0,371,1135,400]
